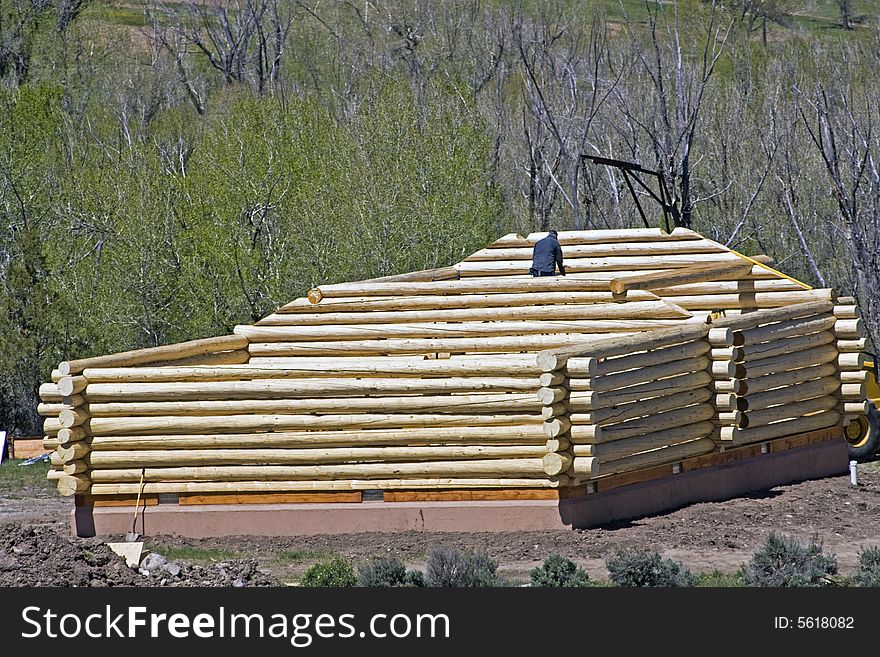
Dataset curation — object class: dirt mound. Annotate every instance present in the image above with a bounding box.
[0,524,279,587]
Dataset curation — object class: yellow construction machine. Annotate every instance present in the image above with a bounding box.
[845,355,880,461]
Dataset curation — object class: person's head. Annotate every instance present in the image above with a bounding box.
[548,229,558,239]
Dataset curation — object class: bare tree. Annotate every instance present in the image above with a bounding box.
[834,0,854,30]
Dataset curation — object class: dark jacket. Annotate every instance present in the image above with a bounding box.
[530,235,566,275]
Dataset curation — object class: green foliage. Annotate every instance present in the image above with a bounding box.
[744,533,838,587]
[853,546,880,587]
[357,555,426,587]
[300,556,357,587]
[529,554,591,587]
[605,548,696,587]
[425,546,499,587]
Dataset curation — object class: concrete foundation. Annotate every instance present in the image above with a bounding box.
[73,438,849,537]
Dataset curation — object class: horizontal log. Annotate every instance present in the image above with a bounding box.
[58,376,88,397]
[491,227,703,247]
[60,334,249,376]
[154,350,251,367]
[455,253,745,276]
[648,278,808,296]
[572,404,715,443]
[63,460,87,475]
[711,361,739,378]
[740,331,835,362]
[57,442,90,461]
[568,356,711,392]
[651,290,832,310]
[843,401,869,415]
[88,445,548,468]
[543,417,573,439]
[833,305,859,319]
[717,411,743,426]
[466,238,728,262]
[711,379,743,394]
[573,421,715,461]
[85,393,544,417]
[710,347,744,361]
[87,413,544,436]
[567,372,712,408]
[578,388,712,426]
[248,332,635,357]
[88,459,550,482]
[545,437,571,452]
[59,407,89,428]
[83,357,543,381]
[746,377,840,412]
[713,394,739,411]
[57,427,88,445]
[838,353,865,370]
[708,327,739,346]
[839,383,866,398]
[89,425,548,450]
[542,452,573,476]
[43,417,61,436]
[84,376,542,402]
[39,383,61,402]
[836,339,866,353]
[572,340,710,378]
[739,315,836,346]
[834,319,864,339]
[537,387,568,405]
[743,363,837,396]
[538,372,567,387]
[711,299,834,331]
[840,371,869,383]
[541,403,568,419]
[537,324,711,371]
[741,344,838,379]
[37,403,64,417]
[729,410,840,446]
[57,474,90,497]
[43,437,60,450]
[609,261,752,296]
[90,477,561,495]
[572,437,716,478]
[744,395,839,429]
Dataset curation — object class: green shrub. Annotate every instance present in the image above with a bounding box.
[300,556,357,587]
[530,554,591,587]
[357,555,425,587]
[425,547,498,587]
[605,548,695,587]
[744,533,838,587]
[854,546,880,587]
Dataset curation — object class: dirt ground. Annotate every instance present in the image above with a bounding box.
[2,459,880,585]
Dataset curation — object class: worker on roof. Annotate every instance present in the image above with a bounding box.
[529,229,566,277]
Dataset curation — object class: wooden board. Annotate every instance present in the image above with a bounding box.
[76,494,159,508]
[11,437,46,459]
[178,492,363,505]
[383,489,559,502]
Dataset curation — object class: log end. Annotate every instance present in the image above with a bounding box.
[307,288,323,304]
[57,474,90,497]
[542,451,573,476]
[58,362,72,376]
[536,352,561,373]
[609,279,626,296]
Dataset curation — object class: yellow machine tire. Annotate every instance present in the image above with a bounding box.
[846,400,880,462]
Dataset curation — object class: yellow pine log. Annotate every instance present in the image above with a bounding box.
[570,340,710,378]
[571,437,716,477]
[543,417,573,439]
[717,411,743,426]
[83,357,543,382]
[729,411,841,446]
[740,331,835,362]
[711,347,744,361]
[90,477,562,495]
[573,421,715,461]
[538,372,567,387]
[153,350,250,367]
[837,339,866,352]
[707,327,739,346]
[467,240,728,262]
[839,383,866,398]
[743,395,838,429]
[713,394,739,411]
[59,335,249,376]
[541,403,569,419]
[57,441,90,461]
[86,393,544,418]
[43,437,60,450]
[455,253,745,276]
[711,379,743,395]
[505,227,703,246]
[57,427,88,445]
[743,363,837,397]
[306,278,616,301]
[58,376,88,396]
[711,299,835,331]
[38,397,85,415]
[542,451,573,476]
[57,475,90,496]
[87,445,547,468]
[567,372,712,408]
[545,437,571,452]
[610,261,752,296]
[746,377,840,412]
[63,460,87,475]
[741,344,838,379]
[572,403,715,443]
[711,361,740,378]
[46,468,64,479]
[238,319,693,342]
[39,383,62,402]
[739,316,836,346]
[833,305,859,319]
[840,371,869,384]
[646,278,808,296]
[834,319,865,339]
[89,425,548,450]
[261,299,690,326]
[43,417,61,436]
[85,376,542,402]
[50,451,63,466]
[88,413,544,437]
[568,356,711,392]
[88,459,550,482]
[247,332,637,358]
[623,291,832,310]
[59,407,89,428]
[838,353,865,370]
[51,369,62,383]
[574,388,712,426]
[536,387,568,405]
[843,401,869,415]
[537,324,712,371]
[835,296,856,304]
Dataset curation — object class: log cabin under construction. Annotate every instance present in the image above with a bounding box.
[38,227,861,536]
